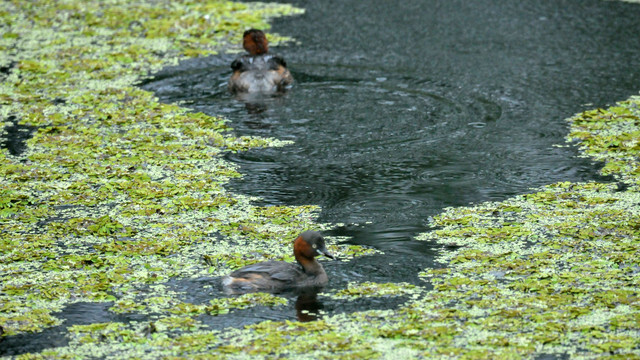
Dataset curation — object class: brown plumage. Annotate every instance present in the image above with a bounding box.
[242,29,269,55]
[228,29,294,93]
[222,231,335,294]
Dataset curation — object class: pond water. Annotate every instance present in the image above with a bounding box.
[3,0,640,356]
[140,0,640,337]
[143,0,639,249]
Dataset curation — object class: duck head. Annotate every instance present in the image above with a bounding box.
[294,231,335,261]
[243,29,269,55]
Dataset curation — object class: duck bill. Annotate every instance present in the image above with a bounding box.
[318,248,335,260]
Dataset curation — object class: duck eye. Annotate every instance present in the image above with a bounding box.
[312,244,317,249]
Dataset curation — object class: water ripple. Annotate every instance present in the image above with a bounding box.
[142,58,608,249]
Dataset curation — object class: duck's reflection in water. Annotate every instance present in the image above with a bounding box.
[294,288,324,322]
[232,90,289,118]
[242,100,269,116]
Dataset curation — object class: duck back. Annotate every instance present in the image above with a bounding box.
[221,260,328,293]
[228,55,293,93]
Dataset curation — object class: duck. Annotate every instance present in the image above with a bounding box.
[222,231,335,293]
[228,29,294,94]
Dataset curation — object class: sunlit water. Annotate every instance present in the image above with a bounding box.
[3,0,640,355]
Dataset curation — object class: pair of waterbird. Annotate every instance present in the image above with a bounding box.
[223,31,332,293]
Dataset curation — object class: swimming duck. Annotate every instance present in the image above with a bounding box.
[222,231,335,293]
[228,29,294,93]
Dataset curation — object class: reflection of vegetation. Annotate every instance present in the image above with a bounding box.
[2,0,639,357]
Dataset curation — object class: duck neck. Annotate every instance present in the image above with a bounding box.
[295,255,324,276]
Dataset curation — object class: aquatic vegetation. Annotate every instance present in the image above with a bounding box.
[567,98,640,190]
[171,98,640,359]
[323,282,422,301]
[47,96,635,359]
[0,0,333,341]
[405,98,640,358]
[109,291,287,317]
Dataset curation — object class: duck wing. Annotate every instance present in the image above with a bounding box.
[231,58,245,71]
[229,261,303,283]
[268,55,287,70]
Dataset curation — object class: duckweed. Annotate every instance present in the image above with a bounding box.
[323,282,422,301]
[0,0,345,343]
[51,97,636,359]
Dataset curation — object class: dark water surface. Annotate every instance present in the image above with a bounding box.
[143,0,639,249]
[140,0,640,336]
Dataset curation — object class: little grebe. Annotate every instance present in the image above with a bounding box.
[222,231,334,293]
[228,29,294,93]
